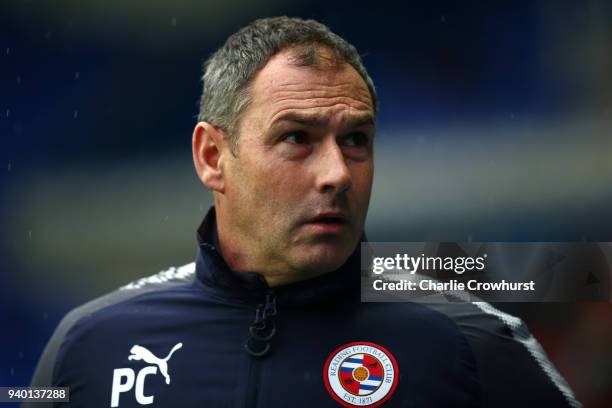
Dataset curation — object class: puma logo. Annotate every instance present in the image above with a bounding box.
[128,342,182,384]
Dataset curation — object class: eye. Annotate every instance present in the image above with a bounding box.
[282,131,308,144]
[341,132,370,147]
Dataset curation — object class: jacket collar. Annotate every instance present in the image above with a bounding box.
[194,207,363,305]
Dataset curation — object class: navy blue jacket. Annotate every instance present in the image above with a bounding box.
[28,209,581,407]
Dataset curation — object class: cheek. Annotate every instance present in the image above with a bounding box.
[235,159,305,218]
[225,160,262,214]
[351,163,374,200]
[262,160,310,202]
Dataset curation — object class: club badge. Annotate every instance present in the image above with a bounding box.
[323,342,399,407]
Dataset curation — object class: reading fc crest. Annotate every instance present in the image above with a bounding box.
[323,342,399,407]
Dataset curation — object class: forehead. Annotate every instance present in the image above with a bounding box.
[245,48,374,128]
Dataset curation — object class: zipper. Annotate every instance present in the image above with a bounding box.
[244,358,261,408]
[244,291,277,407]
[245,291,277,357]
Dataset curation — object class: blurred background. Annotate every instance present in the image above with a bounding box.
[1,0,611,406]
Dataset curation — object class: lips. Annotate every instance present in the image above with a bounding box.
[304,212,348,234]
[306,212,347,224]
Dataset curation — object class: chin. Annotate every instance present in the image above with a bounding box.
[293,243,354,274]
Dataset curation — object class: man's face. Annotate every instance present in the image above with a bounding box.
[218,48,375,282]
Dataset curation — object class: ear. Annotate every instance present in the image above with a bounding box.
[192,122,226,193]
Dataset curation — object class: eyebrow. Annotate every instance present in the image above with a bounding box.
[270,112,375,129]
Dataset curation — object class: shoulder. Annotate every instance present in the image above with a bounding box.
[61,262,197,338]
[416,295,581,408]
[28,263,196,391]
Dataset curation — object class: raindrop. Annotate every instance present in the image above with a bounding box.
[5,47,9,55]
[510,112,515,120]
[171,17,177,27]
[16,75,21,85]
[199,203,203,212]
[8,162,11,172]
[10,368,14,376]
[75,71,80,80]
[468,235,472,243]
[164,215,169,222]
[5,109,9,118]
[74,110,78,119]
[28,230,32,239]
[441,15,446,23]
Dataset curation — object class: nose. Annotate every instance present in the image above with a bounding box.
[315,139,352,194]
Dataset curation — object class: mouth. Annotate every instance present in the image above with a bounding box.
[304,212,348,234]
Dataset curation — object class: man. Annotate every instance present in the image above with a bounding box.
[28,17,580,407]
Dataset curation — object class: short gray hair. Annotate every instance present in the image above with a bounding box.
[198,16,377,153]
